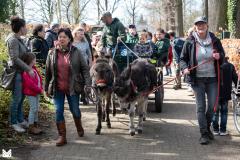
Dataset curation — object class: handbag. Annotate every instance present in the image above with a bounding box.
[1,60,16,90]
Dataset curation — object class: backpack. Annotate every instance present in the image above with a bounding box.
[173,38,185,57]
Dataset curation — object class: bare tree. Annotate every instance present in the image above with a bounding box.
[32,0,55,24]
[92,0,122,23]
[73,0,91,24]
[56,0,62,24]
[204,0,208,19]
[175,0,184,36]
[19,0,26,19]
[208,0,227,32]
[124,0,139,24]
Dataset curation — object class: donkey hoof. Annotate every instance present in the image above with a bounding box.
[96,130,101,135]
[143,117,146,121]
[107,123,111,128]
[137,129,143,134]
[130,131,135,136]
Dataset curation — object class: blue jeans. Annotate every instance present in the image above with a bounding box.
[9,73,25,125]
[27,95,40,125]
[212,100,228,132]
[191,77,217,135]
[165,66,172,75]
[53,90,81,122]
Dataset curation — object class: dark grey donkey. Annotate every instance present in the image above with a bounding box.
[113,58,157,136]
[90,55,118,135]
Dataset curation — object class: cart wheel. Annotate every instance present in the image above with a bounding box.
[155,86,163,113]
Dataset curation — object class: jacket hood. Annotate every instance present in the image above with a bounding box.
[188,31,218,43]
[111,18,120,25]
[29,35,45,41]
[46,29,57,35]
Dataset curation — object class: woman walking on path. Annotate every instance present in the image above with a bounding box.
[6,16,33,133]
[45,28,91,146]
[180,17,225,145]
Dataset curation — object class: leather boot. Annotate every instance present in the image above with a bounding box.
[28,124,42,135]
[56,121,67,146]
[73,117,84,137]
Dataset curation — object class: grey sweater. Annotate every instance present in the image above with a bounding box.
[5,33,31,72]
[73,41,92,65]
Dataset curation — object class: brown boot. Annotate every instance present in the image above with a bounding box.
[73,117,84,137]
[28,124,42,135]
[56,121,67,146]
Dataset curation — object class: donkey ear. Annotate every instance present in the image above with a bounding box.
[124,64,132,80]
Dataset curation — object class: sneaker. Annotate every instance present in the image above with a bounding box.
[11,124,26,133]
[220,131,229,136]
[213,130,220,136]
[187,86,192,92]
[19,120,29,128]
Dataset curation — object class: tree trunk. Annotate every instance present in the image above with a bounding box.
[228,0,240,38]
[208,0,227,32]
[56,0,62,24]
[204,0,208,19]
[97,0,100,24]
[105,0,108,11]
[20,0,25,19]
[235,0,240,38]
[72,0,80,24]
[175,0,184,37]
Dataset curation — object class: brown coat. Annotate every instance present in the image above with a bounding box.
[45,45,91,96]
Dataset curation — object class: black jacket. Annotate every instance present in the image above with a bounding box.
[45,30,57,49]
[220,61,238,101]
[180,32,225,85]
[29,36,49,63]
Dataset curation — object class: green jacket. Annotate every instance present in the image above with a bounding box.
[101,18,126,48]
[126,33,139,49]
[155,38,170,60]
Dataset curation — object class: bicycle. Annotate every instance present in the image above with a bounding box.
[232,78,240,133]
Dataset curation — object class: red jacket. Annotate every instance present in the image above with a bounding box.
[166,46,173,67]
[22,66,43,96]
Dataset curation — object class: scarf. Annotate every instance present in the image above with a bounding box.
[193,31,212,47]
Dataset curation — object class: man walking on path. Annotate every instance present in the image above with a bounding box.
[100,11,126,56]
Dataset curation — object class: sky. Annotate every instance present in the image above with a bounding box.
[24,0,203,26]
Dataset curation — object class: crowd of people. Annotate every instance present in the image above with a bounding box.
[4,11,240,147]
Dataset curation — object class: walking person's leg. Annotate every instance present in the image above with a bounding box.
[9,73,25,132]
[53,91,67,146]
[192,80,209,144]
[67,94,84,137]
[28,96,42,134]
[169,66,172,77]
[34,95,40,123]
[205,79,218,140]
[173,62,181,89]
[220,101,229,135]
[164,66,169,76]
[212,103,220,135]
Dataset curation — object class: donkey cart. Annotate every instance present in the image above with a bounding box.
[113,44,164,113]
